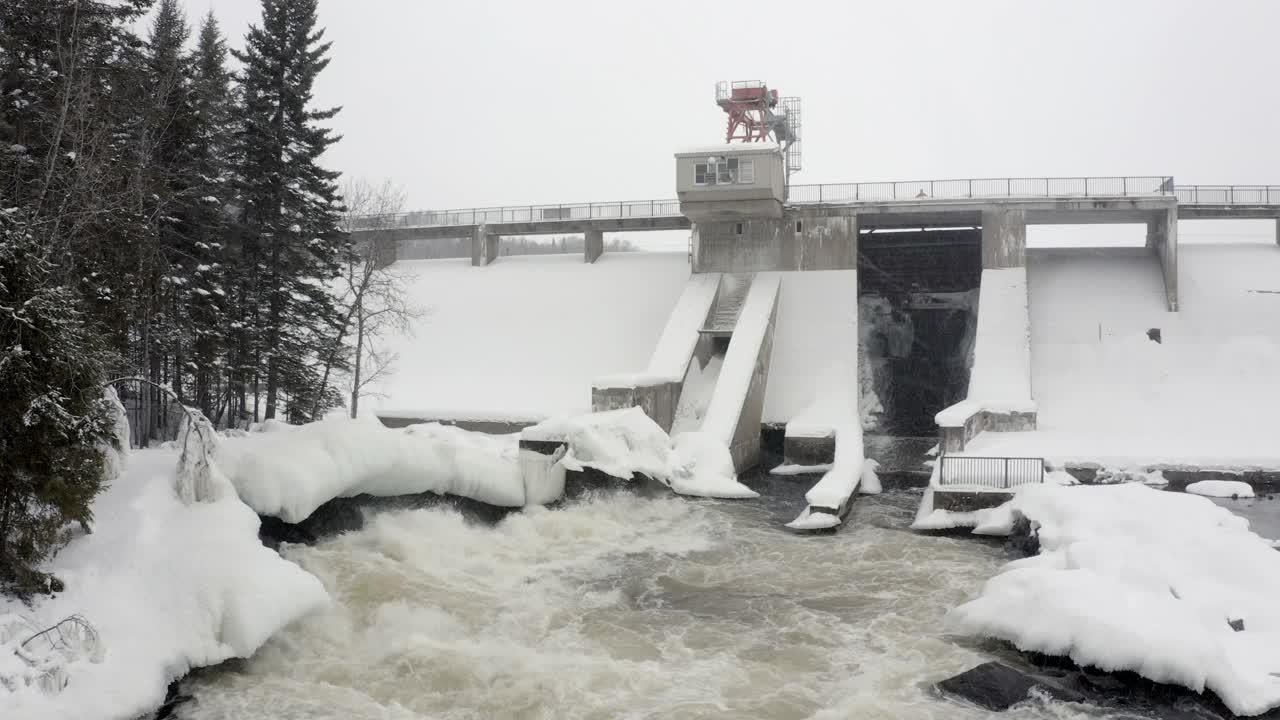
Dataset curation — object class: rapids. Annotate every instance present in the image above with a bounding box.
[177,483,1137,719]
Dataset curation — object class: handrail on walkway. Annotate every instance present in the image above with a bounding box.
[939,455,1045,490]
[1174,185,1280,205]
[353,176,1280,231]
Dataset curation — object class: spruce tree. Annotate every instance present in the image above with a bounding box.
[188,12,235,421]
[233,0,346,421]
[0,0,147,595]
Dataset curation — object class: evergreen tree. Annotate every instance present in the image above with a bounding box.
[187,12,235,421]
[232,0,346,421]
[0,0,147,594]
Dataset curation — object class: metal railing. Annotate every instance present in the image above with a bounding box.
[1174,185,1280,205]
[352,175,1200,231]
[350,199,682,231]
[788,176,1174,204]
[939,455,1045,490]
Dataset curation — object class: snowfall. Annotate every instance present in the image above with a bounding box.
[938,482,1280,717]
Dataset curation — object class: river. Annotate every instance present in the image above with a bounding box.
[177,478,1197,720]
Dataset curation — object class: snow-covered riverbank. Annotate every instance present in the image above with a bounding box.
[944,483,1280,716]
[0,449,327,720]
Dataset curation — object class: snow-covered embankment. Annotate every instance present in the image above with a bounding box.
[0,447,327,720]
[944,483,1280,717]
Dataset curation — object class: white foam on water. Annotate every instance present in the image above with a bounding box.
[180,493,1121,720]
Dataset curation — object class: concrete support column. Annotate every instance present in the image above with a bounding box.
[470,225,498,267]
[1146,209,1178,311]
[371,235,397,269]
[1275,218,1279,247]
[980,209,1027,269]
[584,228,603,263]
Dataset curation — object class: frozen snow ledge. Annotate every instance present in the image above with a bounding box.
[945,483,1280,717]
[216,418,532,523]
[525,407,758,500]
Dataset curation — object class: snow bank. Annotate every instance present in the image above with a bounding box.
[371,252,689,420]
[1187,480,1255,499]
[946,483,1280,716]
[0,450,327,720]
[936,268,1035,427]
[215,417,527,523]
[527,408,757,499]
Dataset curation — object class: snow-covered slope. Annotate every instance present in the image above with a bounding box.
[0,450,327,720]
[372,252,690,421]
[763,270,859,424]
[966,241,1280,468]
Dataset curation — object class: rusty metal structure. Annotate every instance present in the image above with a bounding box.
[714,80,802,178]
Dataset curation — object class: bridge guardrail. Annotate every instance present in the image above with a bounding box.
[939,455,1045,489]
[351,200,682,231]
[787,176,1173,203]
[1174,185,1280,205]
[352,175,1216,231]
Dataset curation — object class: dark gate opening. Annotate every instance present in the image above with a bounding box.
[858,229,982,438]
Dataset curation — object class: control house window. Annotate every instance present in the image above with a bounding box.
[693,158,755,186]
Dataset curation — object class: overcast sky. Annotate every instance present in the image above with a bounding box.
[193,0,1279,243]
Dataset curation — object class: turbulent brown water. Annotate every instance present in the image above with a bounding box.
[177,483,1140,720]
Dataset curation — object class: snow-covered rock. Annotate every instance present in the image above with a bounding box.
[528,408,758,500]
[1186,480,1255,499]
[215,417,528,523]
[946,483,1280,717]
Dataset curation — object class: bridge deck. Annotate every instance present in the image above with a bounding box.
[352,179,1280,238]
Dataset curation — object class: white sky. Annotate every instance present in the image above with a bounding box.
[195,0,1280,244]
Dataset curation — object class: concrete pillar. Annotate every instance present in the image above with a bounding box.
[1275,218,1279,247]
[470,225,498,267]
[371,235,397,269]
[1146,209,1178,311]
[584,228,603,263]
[980,208,1027,269]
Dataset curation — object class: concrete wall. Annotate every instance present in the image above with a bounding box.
[939,409,1036,453]
[471,225,498,266]
[591,382,682,434]
[1145,209,1178,311]
[726,286,780,472]
[981,209,1027,268]
[584,228,603,263]
[693,212,858,273]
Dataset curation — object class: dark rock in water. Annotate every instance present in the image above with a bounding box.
[1229,618,1245,632]
[151,678,193,719]
[936,661,1084,710]
[258,496,364,550]
[258,491,518,550]
[1004,516,1039,559]
[1009,650,1280,719]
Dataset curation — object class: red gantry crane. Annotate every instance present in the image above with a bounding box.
[715,80,802,180]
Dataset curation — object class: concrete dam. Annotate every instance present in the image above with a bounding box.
[357,148,1280,498]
